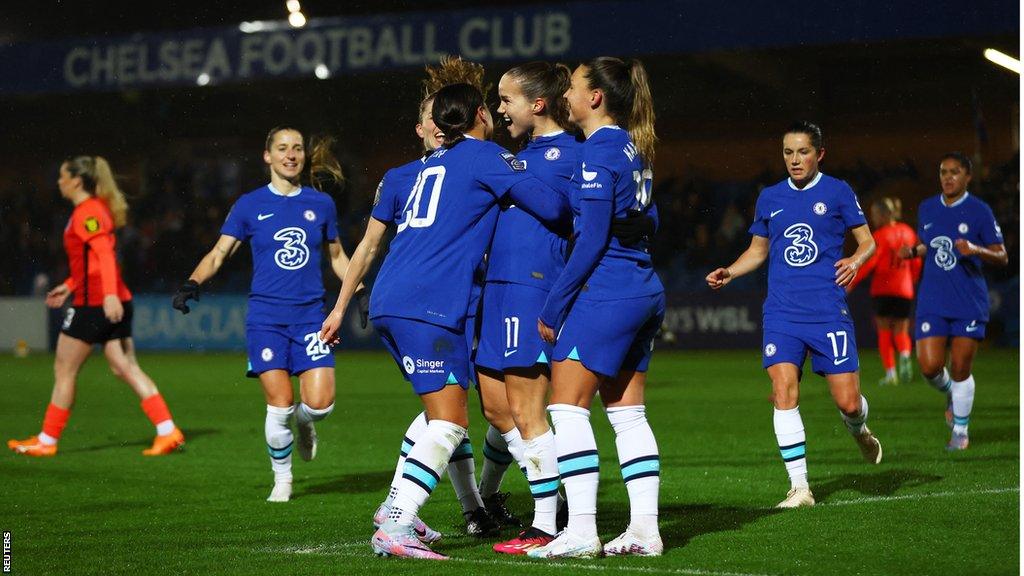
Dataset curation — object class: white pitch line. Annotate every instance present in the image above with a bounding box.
[819,486,1019,507]
[279,543,774,576]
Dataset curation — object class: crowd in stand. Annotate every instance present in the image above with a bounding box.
[2,154,1017,298]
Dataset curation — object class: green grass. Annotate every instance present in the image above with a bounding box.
[0,349,1018,575]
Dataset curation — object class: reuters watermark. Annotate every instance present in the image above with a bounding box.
[2,531,10,573]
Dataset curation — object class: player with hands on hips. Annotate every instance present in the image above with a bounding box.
[707,121,880,510]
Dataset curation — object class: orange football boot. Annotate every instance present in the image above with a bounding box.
[8,436,58,457]
[143,428,185,456]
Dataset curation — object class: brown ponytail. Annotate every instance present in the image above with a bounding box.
[627,59,657,167]
[584,57,658,166]
[64,155,128,228]
[308,135,344,191]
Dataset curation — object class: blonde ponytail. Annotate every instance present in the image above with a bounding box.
[92,157,128,228]
[874,196,903,222]
[627,60,657,167]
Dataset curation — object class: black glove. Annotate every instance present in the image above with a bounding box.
[354,287,370,329]
[611,209,656,247]
[172,280,200,314]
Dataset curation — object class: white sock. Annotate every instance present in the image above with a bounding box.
[155,420,175,436]
[885,367,897,379]
[927,368,952,394]
[840,395,869,435]
[773,407,807,489]
[295,402,333,425]
[523,428,560,535]
[385,412,428,507]
[549,403,599,540]
[502,427,527,470]
[391,419,466,526]
[480,425,514,498]
[606,405,660,537]
[265,404,295,484]
[950,375,976,434]
[38,432,58,446]
[447,434,484,514]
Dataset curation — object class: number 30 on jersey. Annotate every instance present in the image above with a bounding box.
[398,166,446,233]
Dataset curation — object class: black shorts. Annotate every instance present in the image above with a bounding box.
[871,296,912,319]
[60,301,133,344]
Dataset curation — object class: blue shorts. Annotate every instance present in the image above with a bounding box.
[476,282,553,371]
[373,315,472,395]
[246,322,334,378]
[762,318,859,376]
[553,293,665,378]
[915,315,986,340]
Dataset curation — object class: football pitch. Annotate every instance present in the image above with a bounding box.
[1,348,1018,575]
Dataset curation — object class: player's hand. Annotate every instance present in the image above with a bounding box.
[954,238,978,256]
[103,294,124,323]
[172,280,200,314]
[538,319,555,343]
[354,287,370,329]
[320,309,344,346]
[896,245,916,260]
[611,209,656,247]
[45,284,71,309]
[706,267,732,290]
[834,257,859,286]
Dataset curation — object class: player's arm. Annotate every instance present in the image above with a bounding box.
[321,217,388,343]
[327,240,370,329]
[172,234,241,314]
[79,222,124,322]
[538,198,612,342]
[898,243,926,260]
[507,176,572,234]
[845,230,881,293]
[835,224,875,287]
[706,235,768,289]
[954,240,1008,266]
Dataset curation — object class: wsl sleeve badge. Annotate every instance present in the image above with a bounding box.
[500,151,527,171]
[84,216,100,233]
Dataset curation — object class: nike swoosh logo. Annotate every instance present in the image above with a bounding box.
[833,357,850,366]
[923,223,933,229]
[966,322,979,332]
[310,354,328,361]
[581,163,597,182]
[770,209,784,218]
[504,350,517,358]
[257,213,274,221]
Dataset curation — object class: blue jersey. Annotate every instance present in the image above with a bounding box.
[221,184,339,325]
[572,125,661,301]
[369,137,536,330]
[486,131,578,289]
[371,157,425,224]
[915,192,1003,321]
[749,172,866,322]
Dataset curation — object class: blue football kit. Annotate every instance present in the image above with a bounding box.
[914,192,1003,340]
[369,136,568,393]
[220,184,339,376]
[476,131,578,372]
[541,126,665,377]
[748,172,867,375]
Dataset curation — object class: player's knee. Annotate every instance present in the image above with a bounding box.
[918,359,943,379]
[949,362,971,382]
[108,361,130,381]
[837,397,861,415]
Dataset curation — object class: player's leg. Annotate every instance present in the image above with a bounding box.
[9,333,92,456]
[371,316,470,559]
[825,371,881,464]
[476,367,523,530]
[261,370,295,502]
[494,365,560,553]
[527,359,603,559]
[600,369,663,557]
[875,314,897,385]
[946,331,981,450]
[295,367,334,462]
[372,411,442,544]
[103,336,184,455]
[767,362,815,508]
[893,315,914,383]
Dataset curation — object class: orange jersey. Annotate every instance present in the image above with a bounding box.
[849,222,921,298]
[62,197,132,306]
